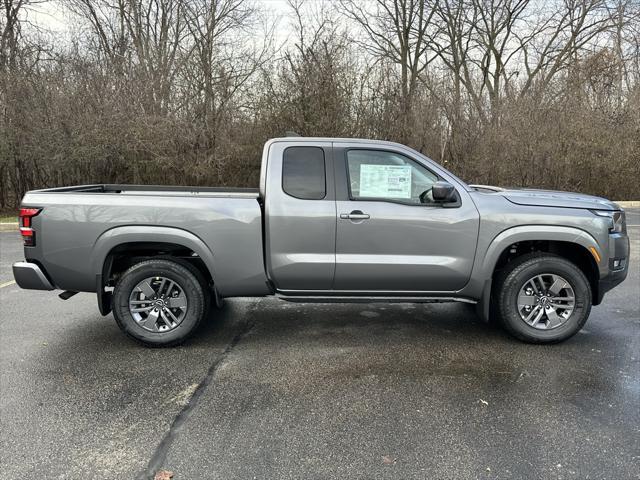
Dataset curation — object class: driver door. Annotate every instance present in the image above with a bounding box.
[333,147,479,292]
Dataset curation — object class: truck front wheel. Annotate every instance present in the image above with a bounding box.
[113,259,206,347]
[494,253,592,343]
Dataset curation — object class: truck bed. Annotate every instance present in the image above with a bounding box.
[21,184,269,297]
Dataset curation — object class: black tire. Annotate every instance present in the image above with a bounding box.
[113,259,206,347]
[494,253,592,343]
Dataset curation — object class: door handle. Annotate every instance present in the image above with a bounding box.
[340,211,370,220]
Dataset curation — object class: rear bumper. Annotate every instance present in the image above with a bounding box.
[12,262,55,290]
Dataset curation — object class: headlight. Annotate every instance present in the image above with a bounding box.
[591,210,625,233]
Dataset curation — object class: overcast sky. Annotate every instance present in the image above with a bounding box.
[27,0,301,39]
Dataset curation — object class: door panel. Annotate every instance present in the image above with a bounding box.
[333,147,479,292]
[334,200,479,291]
[265,141,336,290]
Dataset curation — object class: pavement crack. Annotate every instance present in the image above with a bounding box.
[137,318,255,480]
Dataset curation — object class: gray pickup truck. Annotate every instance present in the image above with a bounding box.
[13,137,629,346]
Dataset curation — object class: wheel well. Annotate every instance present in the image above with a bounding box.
[493,240,600,304]
[102,242,213,289]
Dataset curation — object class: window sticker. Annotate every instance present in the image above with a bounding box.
[359,164,412,198]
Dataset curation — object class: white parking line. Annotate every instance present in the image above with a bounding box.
[0,280,16,289]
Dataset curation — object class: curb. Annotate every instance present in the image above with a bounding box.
[616,201,640,207]
[0,223,17,232]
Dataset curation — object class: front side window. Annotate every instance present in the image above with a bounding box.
[347,150,438,205]
[282,146,326,200]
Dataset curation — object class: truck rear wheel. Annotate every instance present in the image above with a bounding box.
[113,259,206,347]
[494,253,592,343]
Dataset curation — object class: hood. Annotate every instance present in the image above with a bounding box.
[469,185,619,211]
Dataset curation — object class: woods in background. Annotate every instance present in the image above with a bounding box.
[1,0,639,208]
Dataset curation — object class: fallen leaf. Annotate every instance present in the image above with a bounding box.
[382,455,396,465]
[154,470,174,480]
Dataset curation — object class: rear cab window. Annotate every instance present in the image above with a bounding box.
[282,146,326,200]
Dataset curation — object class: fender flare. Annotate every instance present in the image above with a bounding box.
[475,225,602,322]
[91,226,218,315]
[480,225,602,279]
[92,225,218,281]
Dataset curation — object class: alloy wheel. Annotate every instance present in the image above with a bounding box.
[516,274,575,330]
[128,276,188,332]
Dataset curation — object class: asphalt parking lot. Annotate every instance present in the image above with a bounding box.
[1,210,639,479]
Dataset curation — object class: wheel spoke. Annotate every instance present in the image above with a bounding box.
[131,306,154,313]
[139,309,160,331]
[551,296,574,308]
[138,281,156,298]
[546,308,564,329]
[551,294,574,301]
[548,276,568,295]
[550,304,574,311]
[529,277,541,294]
[163,307,179,325]
[168,294,187,309]
[524,305,541,323]
[517,294,537,306]
[551,293,575,309]
[157,278,166,296]
[530,306,545,327]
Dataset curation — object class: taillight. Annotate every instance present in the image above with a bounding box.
[19,208,41,246]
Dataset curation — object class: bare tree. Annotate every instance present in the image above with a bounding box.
[265,0,355,136]
[183,0,260,128]
[1,0,23,69]
[67,0,188,114]
[65,0,129,70]
[518,0,614,98]
[340,0,440,126]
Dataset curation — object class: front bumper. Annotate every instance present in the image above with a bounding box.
[596,232,630,303]
[12,262,55,290]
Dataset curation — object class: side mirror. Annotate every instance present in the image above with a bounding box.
[432,181,456,202]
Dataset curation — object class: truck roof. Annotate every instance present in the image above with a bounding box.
[267,137,409,149]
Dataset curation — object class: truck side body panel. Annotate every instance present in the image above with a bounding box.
[457,192,615,300]
[21,190,270,296]
[262,141,337,290]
